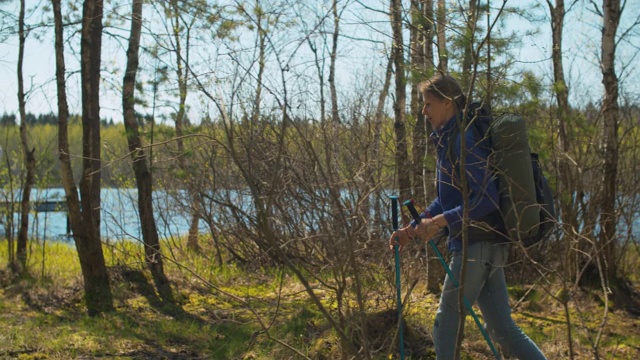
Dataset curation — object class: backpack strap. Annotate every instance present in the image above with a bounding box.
[444,102,504,237]
[446,102,493,182]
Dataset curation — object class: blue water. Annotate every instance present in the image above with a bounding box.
[8,188,636,244]
[1,188,204,242]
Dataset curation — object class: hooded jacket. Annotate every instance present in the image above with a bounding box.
[414,114,502,253]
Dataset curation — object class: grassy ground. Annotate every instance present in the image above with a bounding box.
[0,239,639,359]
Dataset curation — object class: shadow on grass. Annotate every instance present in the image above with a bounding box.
[111,266,256,359]
[116,266,201,322]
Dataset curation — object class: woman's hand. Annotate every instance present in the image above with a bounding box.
[389,226,413,251]
[416,216,446,242]
[389,215,448,251]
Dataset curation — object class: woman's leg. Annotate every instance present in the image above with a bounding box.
[476,244,547,360]
[433,241,494,360]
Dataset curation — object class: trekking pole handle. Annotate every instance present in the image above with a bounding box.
[391,196,399,231]
[403,199,421,223]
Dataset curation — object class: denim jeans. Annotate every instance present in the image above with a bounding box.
[433,240,547,360]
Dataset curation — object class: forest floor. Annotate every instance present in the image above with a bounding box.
[0,241,639,360]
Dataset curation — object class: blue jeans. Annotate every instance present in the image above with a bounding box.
[433,240,546,360]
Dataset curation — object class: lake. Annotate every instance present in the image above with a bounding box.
[3,188,638,244]
[1,188,204,242]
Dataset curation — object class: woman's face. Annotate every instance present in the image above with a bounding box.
[422,92,454,129]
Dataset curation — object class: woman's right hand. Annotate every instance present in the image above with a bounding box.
[389,227,412,251]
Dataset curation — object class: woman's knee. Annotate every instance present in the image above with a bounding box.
[487,320,527,349]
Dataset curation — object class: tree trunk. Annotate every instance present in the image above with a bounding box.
[79,0,114,315]
[166,1,201,252]
[123,0,174,303]
[323,0,340,188]
[54,0,113,316]
[391,0,412,202]
[548,1,575,357]
[410,0,428,207]
[436,0,448,73]
[599,0,621,281]
[16,0,36,272]
[549,0,579,277]
[409,0,443,293]
[372,54,393,225]
[460,0,478,88]
[53,0,82,264]
[3,149,16,268]
[329,0,340,126]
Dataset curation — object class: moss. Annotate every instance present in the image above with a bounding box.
[1,238,640,359]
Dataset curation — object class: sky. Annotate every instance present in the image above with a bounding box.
[0,0,638,123]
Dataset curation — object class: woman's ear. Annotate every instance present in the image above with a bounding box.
[444,98,456,115]
[444,99,453,109]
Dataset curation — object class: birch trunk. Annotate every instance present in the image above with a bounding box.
[599,0,621,281]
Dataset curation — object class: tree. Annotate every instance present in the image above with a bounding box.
[0,114,16,125]
[548,0,580,277]
[122,0,174,303]
[150,0,225,252]
[329,0,340,127]
[409,0,434,207]
[163,0,200,251]
[460,0,479,89]
[449,1,519,104]
[390,0,411,202]
[54,0,114,315]
[436,0,448,72]
[547,1,579,357]
[15,0,36,272]
[408,0,443,294]
[1,126,17,271]
[0,0,12,41]
[597,0,621,282]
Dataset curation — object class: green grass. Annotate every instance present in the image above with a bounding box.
[1,239,640,359]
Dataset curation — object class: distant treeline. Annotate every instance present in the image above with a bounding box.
[0,118,180,188]
[0,112,160,127]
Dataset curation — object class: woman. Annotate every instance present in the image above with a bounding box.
[389,74,546,360]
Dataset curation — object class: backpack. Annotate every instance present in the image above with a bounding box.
[450,102,557,246]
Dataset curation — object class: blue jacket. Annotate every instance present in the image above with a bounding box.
[414,114,500,253]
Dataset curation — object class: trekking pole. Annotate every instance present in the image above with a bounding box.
[403,200,501,360]
[390,196,405,360]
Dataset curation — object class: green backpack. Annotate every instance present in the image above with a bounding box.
[452,103,557,246]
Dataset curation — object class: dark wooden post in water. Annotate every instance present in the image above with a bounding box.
[1,200,70,238]
[34,200,71,237]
